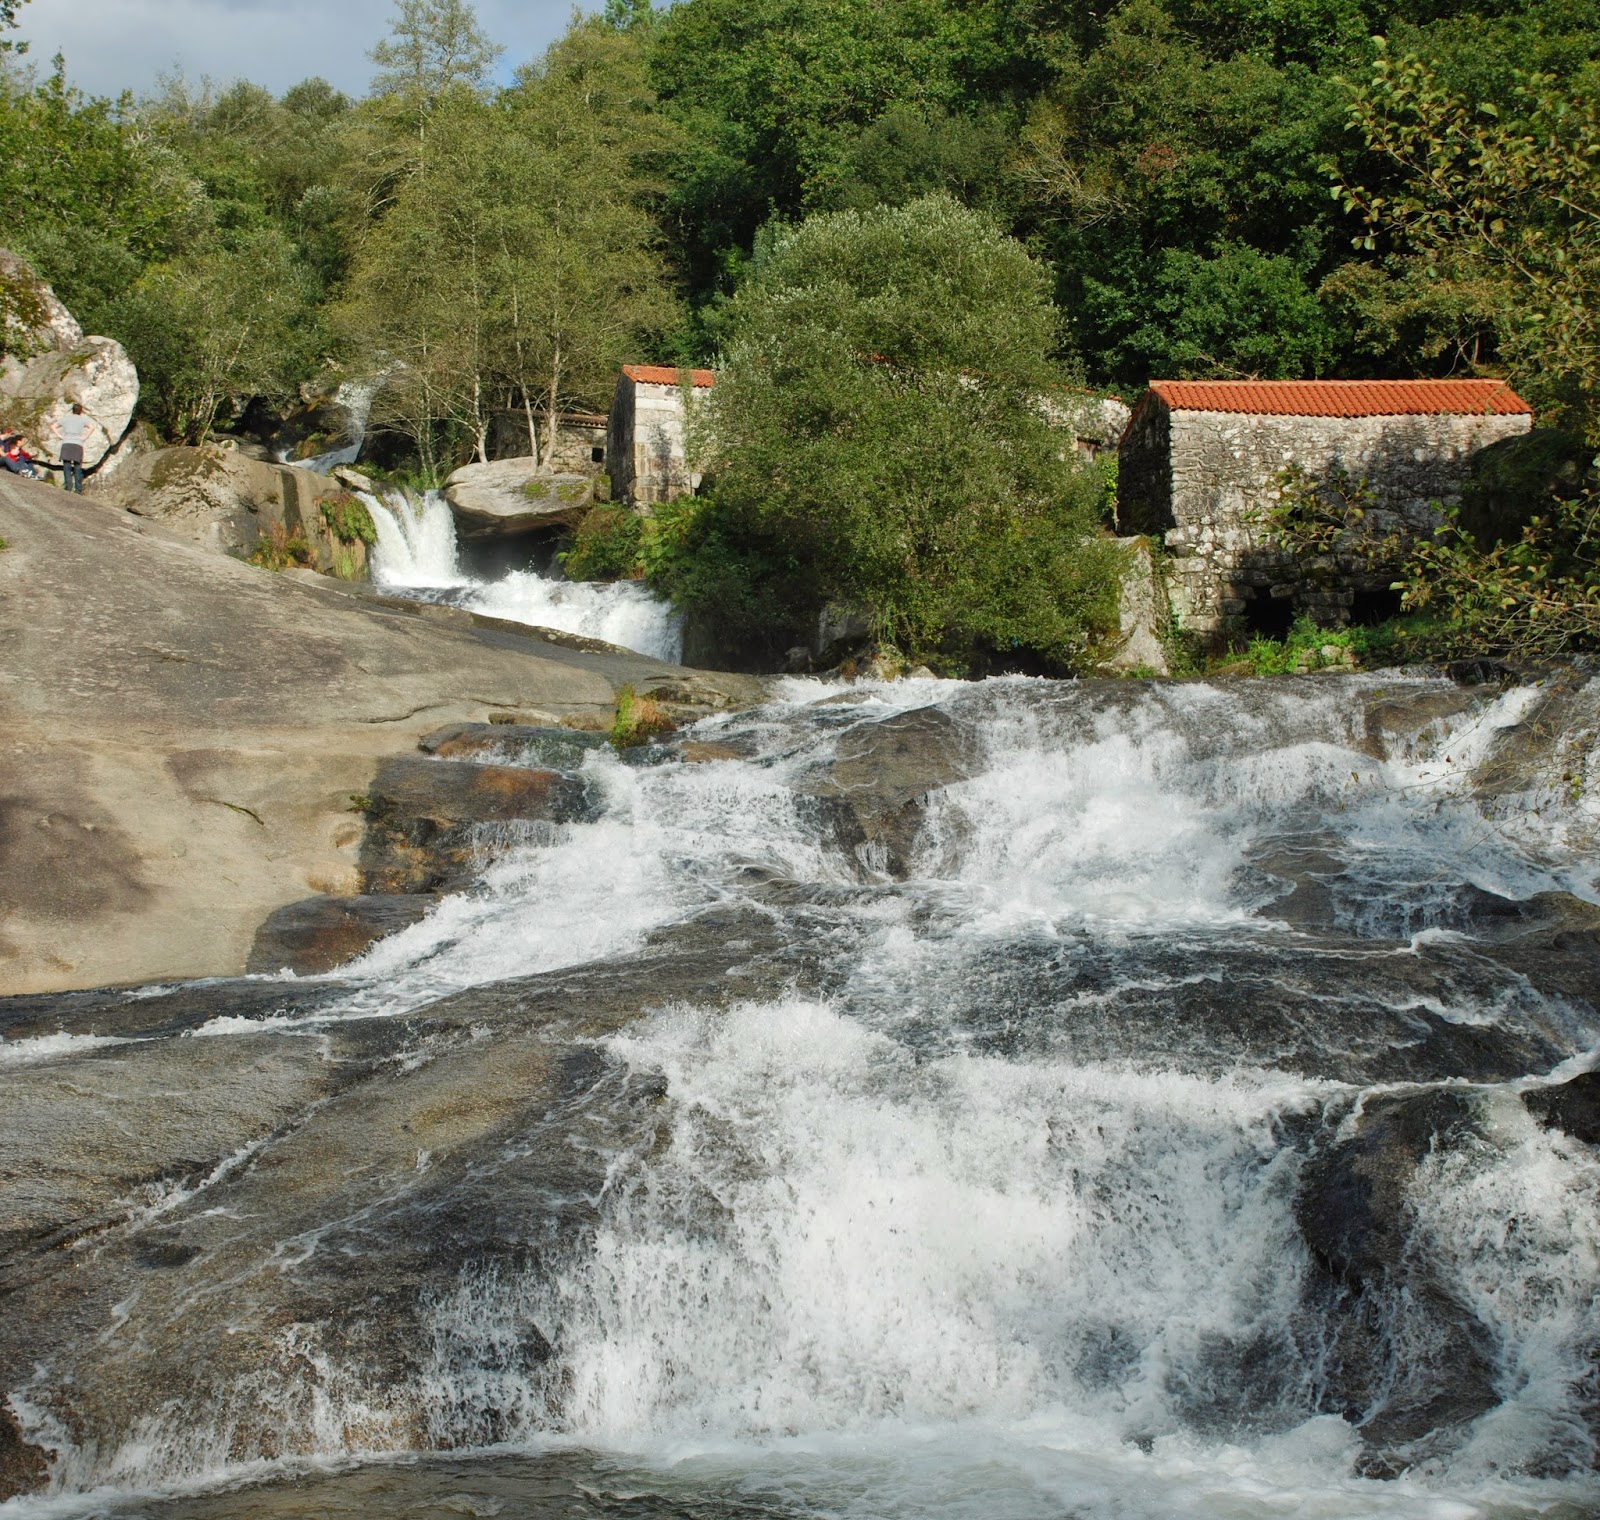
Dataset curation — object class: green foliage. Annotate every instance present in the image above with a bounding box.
[674,196,1121,670]
[344,18,678,476]
[1111,242,1338,379]
[561,506,644,580]
[102,227,323,443]
[248,521,316,571]
[1336,42,1600,437]
[1261,462,1398,582]
[1398,494,1600,656]
[610,683,674,748]
[320,494,378,545]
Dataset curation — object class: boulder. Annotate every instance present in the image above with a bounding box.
[800,705,980,876]
[0,250,138,474]
[443,457,592,537]
[1296,1088,1500,1465]
[0,247,81,351]
[358,755,596,894]
[246,894,441,975]
[1522,1069,1600,1146]
[94,444,372,580]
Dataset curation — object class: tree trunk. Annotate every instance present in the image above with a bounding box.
[543,340,563,474]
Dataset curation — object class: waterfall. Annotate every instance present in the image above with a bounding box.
[281,377,380,476]
[4,675,1599,1518]
[362,486,684,663]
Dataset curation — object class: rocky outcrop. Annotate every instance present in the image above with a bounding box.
[357,756,595,894]
[1101,536,1170,675]
[0,471,765,993]
[1523,1069,1600,1145]
[93,443,373,580]
[0,250,139,476]
[246,894,440,975]
[1297,1088,1501,1469]
[444,457,592,537]
[800,705,980,876]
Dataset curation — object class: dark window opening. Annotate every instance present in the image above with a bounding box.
[1350,586,1403,625]
[1243,589,1296,639]
[591,446,605,463]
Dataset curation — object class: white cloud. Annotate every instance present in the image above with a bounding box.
[14,0,577,101]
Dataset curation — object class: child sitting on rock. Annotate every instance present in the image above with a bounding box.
[0,430,40,478]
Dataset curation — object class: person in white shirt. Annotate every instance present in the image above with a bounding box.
[49,403,98,493]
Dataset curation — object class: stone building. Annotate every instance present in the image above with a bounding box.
[1117,379,1533,640]
[486,411,609,475]
[1040,390,1132,458]
[607,364,717,507]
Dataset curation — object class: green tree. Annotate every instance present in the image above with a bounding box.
[344,22,677,476]
[369,0,502,136]
[675,195,1120,669]
[105,228,323,442]
[1336,41,1600,437]
[0,0,26,55]
[498,19,679,462]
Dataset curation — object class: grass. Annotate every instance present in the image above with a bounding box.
[1158,613,1461,680]
[610,684,675,749]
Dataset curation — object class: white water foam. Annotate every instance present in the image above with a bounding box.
[12,676,1600,1519]
[364,488,683,661]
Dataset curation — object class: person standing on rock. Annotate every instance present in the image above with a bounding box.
[49,403,97,493]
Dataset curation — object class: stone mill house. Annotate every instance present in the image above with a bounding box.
[607,364,718,507]
[1116,379,1534,642]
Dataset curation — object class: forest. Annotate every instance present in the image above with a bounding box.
[2,0,1597,668]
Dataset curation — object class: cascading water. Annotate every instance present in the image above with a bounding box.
[282,377,379,476]
[2,672,1599,1519]
[363,487,684,662]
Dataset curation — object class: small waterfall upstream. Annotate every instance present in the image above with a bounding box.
[2,673,1599,1519]
[363,487,684,663]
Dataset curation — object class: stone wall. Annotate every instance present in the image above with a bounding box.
[1120,403,1532,639]
[487,412,608,476]
[608,375,707,508]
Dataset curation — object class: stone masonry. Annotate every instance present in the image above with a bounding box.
[607,364,717,509]
[1118,380,1533,642]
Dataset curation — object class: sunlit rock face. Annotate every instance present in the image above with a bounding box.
[0,248,139,474]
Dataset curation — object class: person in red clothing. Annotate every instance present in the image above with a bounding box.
[0,429,40,478]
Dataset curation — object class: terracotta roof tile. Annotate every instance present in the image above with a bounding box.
[1147,379,1532,418]
[622,364,717,388]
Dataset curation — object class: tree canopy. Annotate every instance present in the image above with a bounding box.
[664,196,1121,669]
[4,0,1598,464]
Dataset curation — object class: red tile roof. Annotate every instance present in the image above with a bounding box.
[622,364,717,388]
[1147,379,1531,418]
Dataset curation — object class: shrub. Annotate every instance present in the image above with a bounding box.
[248,521,316,570]
[665,195,1122,673]
[319,493,378,545]
[561,506,644,581]
[610,684,674,748]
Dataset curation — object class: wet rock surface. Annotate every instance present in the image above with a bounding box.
[799,704,980,876]
[247,893,441,974]
[1296,1089,1502,1466]
[1523,1069,1600,1145]
[3,671,1599,1505]
[358,756,595,894]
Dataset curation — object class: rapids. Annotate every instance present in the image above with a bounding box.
[363,489,684,663]
[2,670,1599,1519]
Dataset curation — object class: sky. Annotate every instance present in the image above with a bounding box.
[12,0,578,101]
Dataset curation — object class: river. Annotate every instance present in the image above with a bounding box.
[1,640,1597,1517]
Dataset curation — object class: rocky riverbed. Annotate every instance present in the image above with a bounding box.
[1,662,1598,1517]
